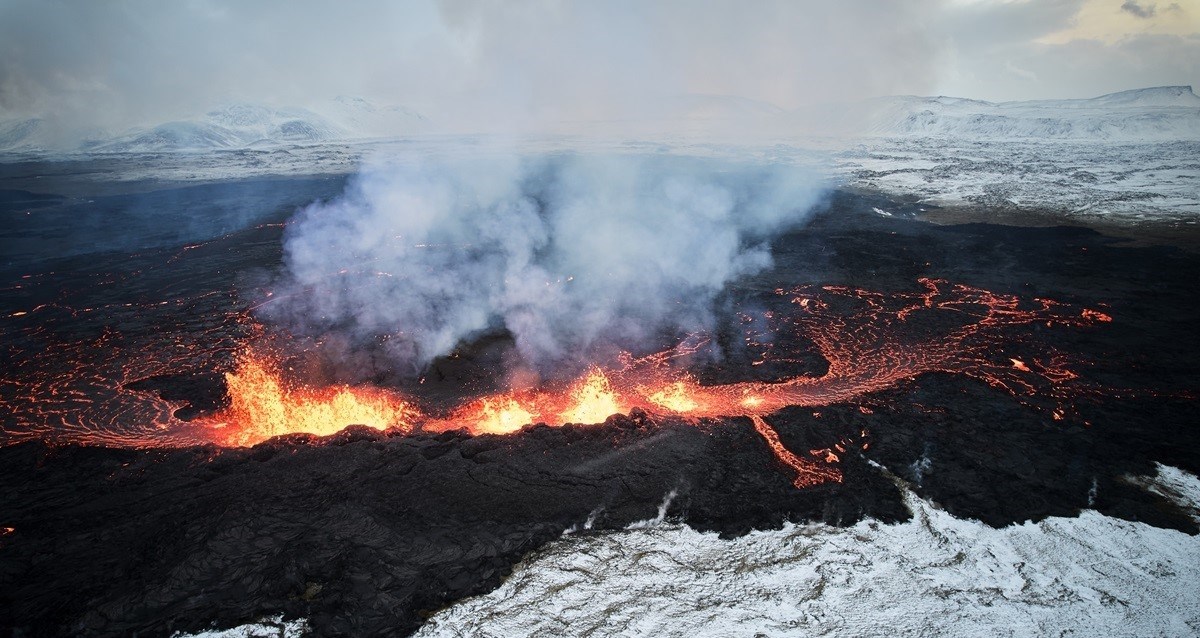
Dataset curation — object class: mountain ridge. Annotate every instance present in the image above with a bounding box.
[2,86,1197,152]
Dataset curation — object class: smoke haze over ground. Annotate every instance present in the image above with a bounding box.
[264,153,826,378]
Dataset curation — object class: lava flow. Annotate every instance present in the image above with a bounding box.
[3,278,1113,489]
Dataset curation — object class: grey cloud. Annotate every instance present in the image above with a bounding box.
[936,1,1197,100]
[1121,1,1157,18]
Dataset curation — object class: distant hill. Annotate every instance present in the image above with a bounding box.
[314,96,429,139]
[2,87,1198,153]
[0,118,44,150]
[857,86,1200,141]
[0,97,430,154]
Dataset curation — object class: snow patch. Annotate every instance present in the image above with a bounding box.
[1129,463,1200,524]
[173,615,307,638]
[834,137,1200,223]
[416,467,1200,638]
[861,86,1200,141]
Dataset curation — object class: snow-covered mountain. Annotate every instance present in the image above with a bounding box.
[861,86,1200,141]
[82,104,342,153]
[3,86,1197,153]
[89,99,430,153]
[580,85,1200,141]
[0,117,114,152]
[0,117,44,150]
[312,95,429,139]
[0,97,429,153]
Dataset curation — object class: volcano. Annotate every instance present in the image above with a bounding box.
[1,175,1198,636]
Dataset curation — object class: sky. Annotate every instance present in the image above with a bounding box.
[0,0,1197,132]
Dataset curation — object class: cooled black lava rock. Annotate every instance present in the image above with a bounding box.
[0,415,907,638]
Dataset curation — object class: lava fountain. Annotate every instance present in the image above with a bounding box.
[211,354,418,446]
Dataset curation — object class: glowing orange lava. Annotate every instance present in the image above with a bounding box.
[451,397,536,435]
[209,353,416,446]
[646,381,700,413]
[561,369,623,424]
[4,278,1120,490]
[749,415,843,488]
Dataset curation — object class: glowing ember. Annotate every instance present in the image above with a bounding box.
[213,353,416,446]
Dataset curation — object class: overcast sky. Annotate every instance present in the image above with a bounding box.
[1,0,1197,131]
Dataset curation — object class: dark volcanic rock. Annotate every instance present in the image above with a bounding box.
[0,417,907,638]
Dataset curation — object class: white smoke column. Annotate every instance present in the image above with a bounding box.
[266,152,826,377]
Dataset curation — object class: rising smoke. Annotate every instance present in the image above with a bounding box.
[262,153,827,380]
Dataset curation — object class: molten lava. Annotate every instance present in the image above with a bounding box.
[212,354,416,446]
[454,397,536,436]
[749,415,843,488]
[3,278,1119,489]
[561,370,623,425]
[646,381,700,413]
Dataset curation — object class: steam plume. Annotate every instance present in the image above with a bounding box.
[263,153,827,378]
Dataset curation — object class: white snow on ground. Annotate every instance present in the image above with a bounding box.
[856,86,1200,141]
[1126,464,1200,525]
[173,615,307,638]
[414,464,1200,638]
[3,86,1198,225]
[831,137,1200,224]
[775,86,1200,224]
[169,466,1200,638]
[7,134,1196,227]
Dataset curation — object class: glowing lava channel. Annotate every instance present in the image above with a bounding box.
[4,279,1116,490]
